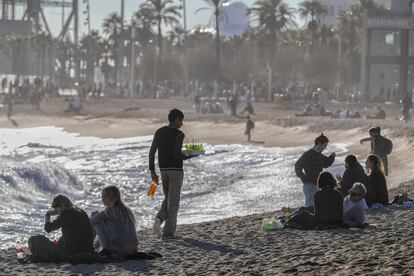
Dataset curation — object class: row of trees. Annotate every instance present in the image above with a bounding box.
[0,0,389,96]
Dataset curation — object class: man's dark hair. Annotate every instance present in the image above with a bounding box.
[168,108,184,122]
[314,133,329,145]
[369,126,381,134]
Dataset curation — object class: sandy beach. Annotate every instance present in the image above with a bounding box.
[1,97,414,274]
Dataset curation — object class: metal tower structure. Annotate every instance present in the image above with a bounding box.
[0,0,80,80]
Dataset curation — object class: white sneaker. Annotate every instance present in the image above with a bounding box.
[153,217,161,237]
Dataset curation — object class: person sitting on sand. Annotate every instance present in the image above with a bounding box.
[314,172,344,226]
[90,186,139,257]
[366,155,389,206]
[295,105,313,117]
[343,183,369,228]
[286,172,343,229]
[28,194,94,262]
[367,106,386,119]
[338,155,370,198]
[295,134,336,208]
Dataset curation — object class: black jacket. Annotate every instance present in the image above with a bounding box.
[295,149,335,185]
[369,169,389,205]
[149,126,189,171]
[339,165,368,197]
[314,189,343,225]
[44,207,94,255]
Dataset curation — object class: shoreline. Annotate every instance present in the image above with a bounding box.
[0,98,414,274]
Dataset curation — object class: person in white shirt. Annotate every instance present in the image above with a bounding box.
[343,183,368,227]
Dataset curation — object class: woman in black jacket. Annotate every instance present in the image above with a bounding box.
[338,155,370,198]
[366,155,389,206]
[29,194,94,262]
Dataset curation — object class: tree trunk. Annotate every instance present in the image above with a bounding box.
[215,7,220,81]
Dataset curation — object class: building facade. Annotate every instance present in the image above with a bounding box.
[317,0,390,27]
[361,0,414,101]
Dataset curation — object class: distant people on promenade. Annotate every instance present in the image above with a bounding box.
[194,94,201,114]
[28,194,94,262]
[90,186,139,258]
[228,93,239,116]
[295,134,336,208]
[245,115,255,142]
[360,127,393,176]
[240,102,255,115]
[149,109,197,239]
[401,93,412,122]
[3,94,13,119]
[343,183,368,228]
[367,106,386,119]
[365,155,389,206]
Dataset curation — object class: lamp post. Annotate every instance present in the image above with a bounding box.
[130,16,140,99]
[337,30,342,100]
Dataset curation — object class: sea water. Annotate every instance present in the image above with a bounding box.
[0,127,347,249]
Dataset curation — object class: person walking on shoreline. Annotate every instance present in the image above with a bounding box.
[295,134,336,208]
[149,109,196,239]
[360,127,392,176]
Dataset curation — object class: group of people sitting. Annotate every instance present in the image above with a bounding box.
[295,104,331,117]
[289,154,387,230]
[28,186,143,263]
[291,133,389,230]
[296,105,387,120]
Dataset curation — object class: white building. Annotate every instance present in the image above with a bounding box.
[317,0,390,27]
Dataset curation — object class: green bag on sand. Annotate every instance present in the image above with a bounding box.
[261,218,283,231]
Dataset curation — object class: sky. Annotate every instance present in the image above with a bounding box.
[38,0,302,37]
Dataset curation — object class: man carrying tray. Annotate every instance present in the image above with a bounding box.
[149,108,197,239]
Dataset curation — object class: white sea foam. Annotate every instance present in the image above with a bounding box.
[0,126,347,249]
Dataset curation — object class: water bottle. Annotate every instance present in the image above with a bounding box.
[16,240,24,262]
[147,176,159,198]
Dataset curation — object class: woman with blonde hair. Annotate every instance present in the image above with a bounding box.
[366,154,389,206]
[90,186,139,257]
[343,183,369,227]
[28,194,94,262]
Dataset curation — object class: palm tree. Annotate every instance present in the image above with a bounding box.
[196,0,229,79]
[102,12,123,82]
[248,0,295,63]
[298,0,327,54]
[138,0,181,58]
[298,0,327,23]
[80,30,103,81]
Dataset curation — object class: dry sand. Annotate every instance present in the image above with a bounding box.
[0,98,414,274]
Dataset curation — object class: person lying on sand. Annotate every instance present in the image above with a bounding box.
[295,105,313,117]
[367,106,386,119]
[343,183,369,228]
[28,194,95,262]
[90,186,139,258]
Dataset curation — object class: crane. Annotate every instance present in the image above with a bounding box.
[0,0,76,40]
